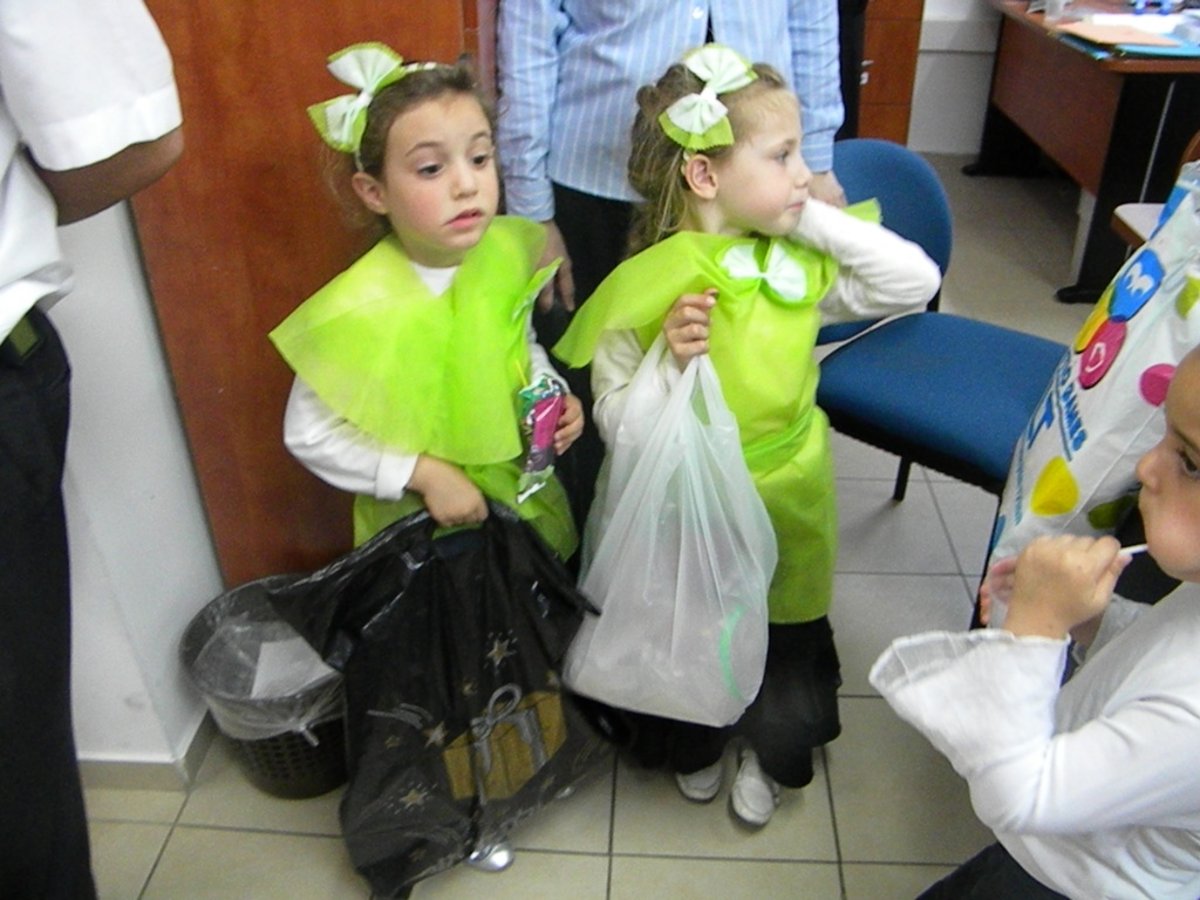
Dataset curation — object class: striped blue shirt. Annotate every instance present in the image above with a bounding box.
[497,0,844,221]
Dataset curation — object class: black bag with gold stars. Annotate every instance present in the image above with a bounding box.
[267,503,609,897]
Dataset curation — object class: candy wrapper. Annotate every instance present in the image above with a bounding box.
[517,377,566,503]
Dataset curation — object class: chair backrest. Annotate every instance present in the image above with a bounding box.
[817,138,954,343]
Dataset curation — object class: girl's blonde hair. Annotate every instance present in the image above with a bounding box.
[324,60,495,237]
[626,60,790,255]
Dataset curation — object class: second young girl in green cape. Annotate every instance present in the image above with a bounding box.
[554,44,941,827]
[270,44,582,562]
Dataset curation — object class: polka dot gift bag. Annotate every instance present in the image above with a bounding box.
[990,165,1200,589]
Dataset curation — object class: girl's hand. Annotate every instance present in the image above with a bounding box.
[663,289,716,370]
[408,455,487,527]
[554,394,584,455]
[1002,535,1129,639]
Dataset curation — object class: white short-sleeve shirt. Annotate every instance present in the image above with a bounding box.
[0,0,182,340]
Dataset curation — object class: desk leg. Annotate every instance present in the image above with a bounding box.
[963,103,1043,177]
[1057,75,1200,304]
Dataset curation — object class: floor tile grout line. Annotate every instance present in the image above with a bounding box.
[136,787,189,899]
[606,753,618,899]
[818,744,848,900]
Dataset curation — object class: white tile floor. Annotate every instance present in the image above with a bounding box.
[83,155,1098,898]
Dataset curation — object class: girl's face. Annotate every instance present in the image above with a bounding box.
[352,92,498,267]
[706,92,811,238]
[1136,352,1200,583]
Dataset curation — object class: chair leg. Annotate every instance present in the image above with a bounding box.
[892,458,912,502]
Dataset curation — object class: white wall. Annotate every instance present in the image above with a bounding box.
[910,0,1000,154]
[52,203,222,779]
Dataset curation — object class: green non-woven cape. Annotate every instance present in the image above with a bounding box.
[555,219,880,622]
[270,216,577,557]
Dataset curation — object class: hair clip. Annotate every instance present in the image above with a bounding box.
[658,44,757,151]
[307,42,416,158]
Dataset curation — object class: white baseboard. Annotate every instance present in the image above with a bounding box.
[80,715,216,791]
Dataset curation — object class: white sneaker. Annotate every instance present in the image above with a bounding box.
[730,748,781,826]
[466,837,514,872]
[674,759,724,803]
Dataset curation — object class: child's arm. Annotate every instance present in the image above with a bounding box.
[283,377,486,527]
[789,198,941,324]
[283,377,416,500]
[870,535,1200,837]
[590,290,714,446]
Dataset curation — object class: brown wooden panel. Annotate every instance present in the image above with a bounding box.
[862,18,922,108]
[991,19,1120,194]
[865,0,924,19]
[133,2,473,586]
[859,104,912,143]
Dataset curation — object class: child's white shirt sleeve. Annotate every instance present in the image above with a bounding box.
[282,377,416,500]
[869,594,1200,836]
[592,329,679,447]
[789,198,942,325]
[282,320,560,500]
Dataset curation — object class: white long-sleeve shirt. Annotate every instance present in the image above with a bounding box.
[870,587,1200,900]
[592,199,942,442]
[282,260,563,501]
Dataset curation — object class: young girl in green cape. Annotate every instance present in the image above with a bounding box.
[271,44,581,562]
[269,45,585,870]
[554,44,941,827]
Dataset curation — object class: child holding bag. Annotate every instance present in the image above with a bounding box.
[870,344,1200,899]
[554,44,940,826]
[271,43,582,558]
[270,44,586,871]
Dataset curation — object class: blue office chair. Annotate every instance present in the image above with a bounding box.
[817,138,952,343]
[817,138,1068,501]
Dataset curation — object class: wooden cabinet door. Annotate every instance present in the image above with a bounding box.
[133,2,490,586]
[859,0,925,143]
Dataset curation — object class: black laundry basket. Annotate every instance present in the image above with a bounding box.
[181,576,348,799]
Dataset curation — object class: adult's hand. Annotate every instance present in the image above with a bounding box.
[537,219,576,313]
[810,170,847,208]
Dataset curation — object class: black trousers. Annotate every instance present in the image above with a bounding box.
[0,308,96,899]
[610,617,843,790]
[918,842,1069,899]
[531,184,633,545]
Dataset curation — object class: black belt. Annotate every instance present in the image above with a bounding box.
[0,314,43,367]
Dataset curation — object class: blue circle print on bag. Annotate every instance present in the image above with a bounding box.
[1110,249,1164,322]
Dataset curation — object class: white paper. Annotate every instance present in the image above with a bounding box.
[251,636,337,699]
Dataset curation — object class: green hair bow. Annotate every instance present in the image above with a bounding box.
[307,42,437,157]
[658,44,757,152]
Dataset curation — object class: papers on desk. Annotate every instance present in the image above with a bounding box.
[1049,10,1200,56]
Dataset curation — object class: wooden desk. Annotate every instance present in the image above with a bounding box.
[968,0,1200,302]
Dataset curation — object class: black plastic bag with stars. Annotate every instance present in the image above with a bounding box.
[266,503,609,898]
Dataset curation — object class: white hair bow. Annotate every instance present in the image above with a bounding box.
[307,43,439,160]
[659,45,757,151]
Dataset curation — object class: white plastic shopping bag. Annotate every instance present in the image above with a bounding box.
[990,166,1200,585]
[564,337,777,727]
